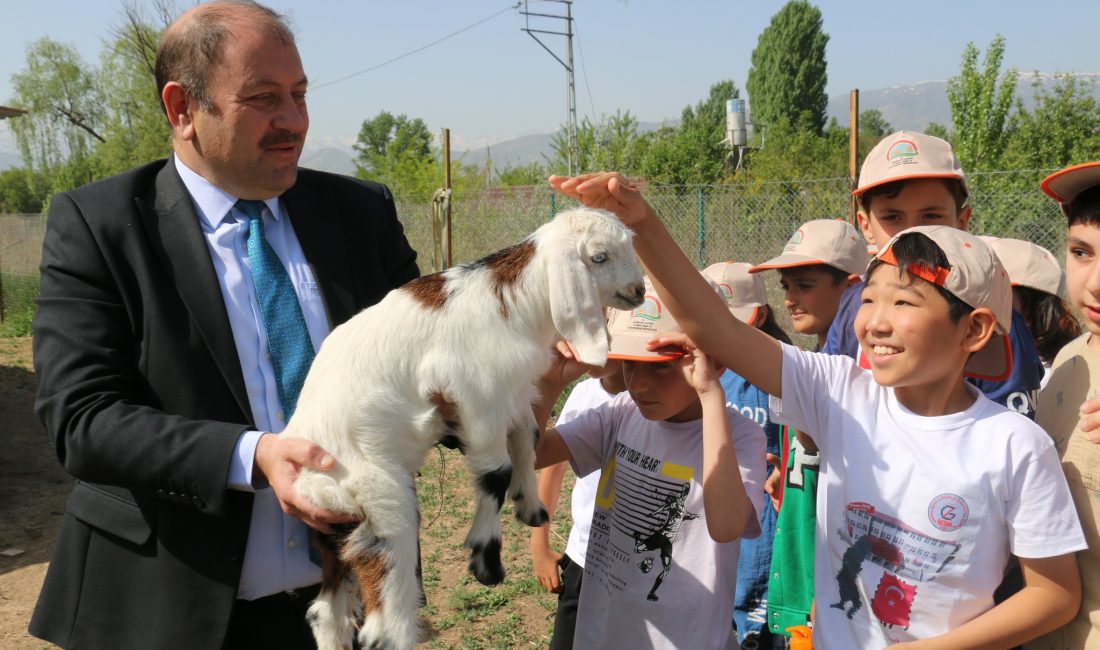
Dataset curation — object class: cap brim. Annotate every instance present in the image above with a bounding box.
[964,333,1013,382]
[853,172,967,197]
[749,255,827,273]
[730,305,760,325]
[1041,161,1100,205]
[607,335,686,362]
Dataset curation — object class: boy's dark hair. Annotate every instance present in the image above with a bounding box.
[865,232,974,323]
[1067,184,1100,228]
[778,264,850,287]
[758,306,793,345]
[1013,285,1081,365]
[858,178,969,215]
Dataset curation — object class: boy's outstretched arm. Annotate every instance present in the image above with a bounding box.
[550,172,783,397]
[890,553,1081,649]
[533,340,592,470]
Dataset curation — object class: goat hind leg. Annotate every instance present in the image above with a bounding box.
[506,409,548,527]
[306,531,360,650]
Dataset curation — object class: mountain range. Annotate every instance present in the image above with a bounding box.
[3,73,1098,175]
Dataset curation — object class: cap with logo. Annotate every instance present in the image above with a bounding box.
[873,225,1013,381]
[854,131,967,198]
[606,269,759,362]
[1040,161,1100,212]
[982,236,1065,298]
[749,219,871,277]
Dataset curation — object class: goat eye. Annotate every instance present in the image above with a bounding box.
[590,253,608,264]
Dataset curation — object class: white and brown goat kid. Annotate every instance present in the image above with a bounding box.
[283,207,645,650]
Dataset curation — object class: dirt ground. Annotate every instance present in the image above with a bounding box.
[0,336,562,649]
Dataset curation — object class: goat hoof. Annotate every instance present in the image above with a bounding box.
[517,506,549,527]
[468,539,505,585]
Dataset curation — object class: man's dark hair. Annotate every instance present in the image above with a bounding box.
[858,178,969,216]
[1067,184,1100,228]
[865,232,973,323]
[155,0,294,111]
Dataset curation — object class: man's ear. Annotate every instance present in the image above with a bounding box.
[161,81,195,140]
[962,307,997,354]
[856,209,875,245]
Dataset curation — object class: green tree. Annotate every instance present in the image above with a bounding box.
[946,35,1016,170]
[1000,73,1100,170]
[638,80,740,185]
[546,110,643,176]
[353,112,438,198]
[495,161,547,187]
[9,38,104,191]
[0,167,50,213]
[745,0,830,135]
[859,109,892,138]
[924,122,952,141]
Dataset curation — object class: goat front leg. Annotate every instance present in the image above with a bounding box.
[462,432,513,586]
[506,407,549,527]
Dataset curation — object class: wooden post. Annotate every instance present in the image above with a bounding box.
[443,128,452,269]
[849,89,860,224]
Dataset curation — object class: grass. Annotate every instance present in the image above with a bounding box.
[414,442,576,649]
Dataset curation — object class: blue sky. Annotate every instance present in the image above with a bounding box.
[2,0,1098,153]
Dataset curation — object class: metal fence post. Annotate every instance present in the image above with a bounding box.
[697,188,706,268]
[549,191,556,219]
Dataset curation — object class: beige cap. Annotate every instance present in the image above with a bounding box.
[702,261,767,324]
[1041,161,1100,210]
[750,219,871,277]
[607,270,753,361]
[983,236,1065,298]
[855,131,967,197]
[874,225,1013,381]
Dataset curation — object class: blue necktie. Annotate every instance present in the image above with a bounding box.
[237,199,315,421]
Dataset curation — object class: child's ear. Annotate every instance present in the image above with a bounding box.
[962,307,998,354]
[846,274,861,287]
[956,205,974,231]
[856,210,875,245]
[750,306,768,329]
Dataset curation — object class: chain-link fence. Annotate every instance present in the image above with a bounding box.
[0,169,1067,340]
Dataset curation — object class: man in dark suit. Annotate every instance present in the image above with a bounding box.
[29,1,419,648]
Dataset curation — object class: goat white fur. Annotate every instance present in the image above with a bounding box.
[284,207,645,650]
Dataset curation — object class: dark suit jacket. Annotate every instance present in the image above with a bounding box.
[29,158,419,649]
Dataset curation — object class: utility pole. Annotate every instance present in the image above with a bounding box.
[521,0,578,175]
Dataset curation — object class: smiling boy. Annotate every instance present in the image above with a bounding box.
[550,172,1085,649]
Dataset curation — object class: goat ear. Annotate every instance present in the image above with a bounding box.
[550,246,609,367]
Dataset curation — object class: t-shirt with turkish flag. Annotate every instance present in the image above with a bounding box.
[770,343,1085,649]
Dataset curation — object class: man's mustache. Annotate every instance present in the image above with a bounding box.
[260,131,302,148]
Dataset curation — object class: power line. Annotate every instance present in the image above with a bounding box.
[311,3,521,91]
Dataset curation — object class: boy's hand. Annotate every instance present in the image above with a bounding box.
[531,544,564,593]
[763,453,782,512]
[541,338,597,390]
[686,347,722,396]
[1080,393,1100,443]
[548,172,657,227]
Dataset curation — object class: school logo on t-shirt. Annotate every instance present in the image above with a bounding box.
[927,493,969,532]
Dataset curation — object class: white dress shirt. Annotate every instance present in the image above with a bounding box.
[175,156,329,599]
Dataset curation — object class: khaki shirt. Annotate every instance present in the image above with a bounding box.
[1027,334,1100,650]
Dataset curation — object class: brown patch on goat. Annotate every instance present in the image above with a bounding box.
[348,550,388,616]
[482,240,536,317]
[405,273,448,310]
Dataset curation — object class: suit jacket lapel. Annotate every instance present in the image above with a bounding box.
[283,178,357,328]
[138,160,254,422]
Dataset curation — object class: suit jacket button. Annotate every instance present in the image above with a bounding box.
[191,496,205,509]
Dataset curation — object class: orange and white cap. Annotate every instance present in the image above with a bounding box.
[854,131,967,198]
[702,261,767,324]
[874,225,1013,381]
[1040,161,1100,212]
[750,219,870,277]
[983,236,1065,298]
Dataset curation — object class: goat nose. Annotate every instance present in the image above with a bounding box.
[632,284,645,301]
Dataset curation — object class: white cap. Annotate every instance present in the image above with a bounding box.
[750,219,871,277]
[855,131,967,197]
[984,237,1065,298]
[702,261,767,324]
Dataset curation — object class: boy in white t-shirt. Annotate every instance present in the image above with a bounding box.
[549,171,1085,649]
[530,359,624,650]
[533,276,767,650]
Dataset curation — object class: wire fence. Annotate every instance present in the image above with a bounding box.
[0,169,1067,340]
